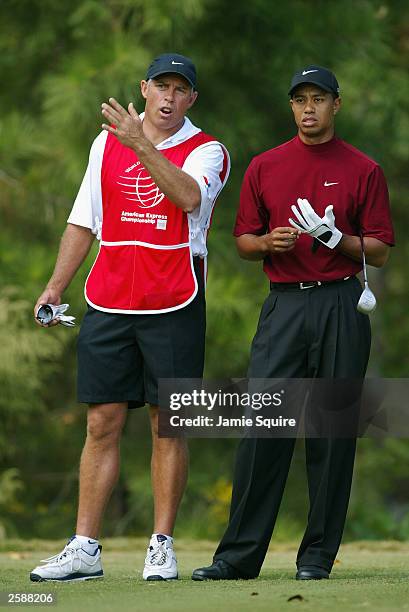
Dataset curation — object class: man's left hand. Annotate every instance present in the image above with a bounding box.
[101,98,146,150]
[289,198,342,249]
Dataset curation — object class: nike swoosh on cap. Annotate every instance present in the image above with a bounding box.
[302,69,319,75]
[324,181,339,186]
[171,61,184,65]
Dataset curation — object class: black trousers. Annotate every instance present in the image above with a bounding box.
[214,277,371,576]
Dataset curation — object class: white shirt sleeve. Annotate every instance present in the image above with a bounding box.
[182,141,230,257]
[67,131,108,237]
[182,142,228,221]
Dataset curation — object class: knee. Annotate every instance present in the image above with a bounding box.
[86,406,125,444]
[149,406,187,449]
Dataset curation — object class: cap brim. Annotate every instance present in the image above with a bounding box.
[288,80,336,96]
[147,69,195,89]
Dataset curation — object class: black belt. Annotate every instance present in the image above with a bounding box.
[270,276,352,291]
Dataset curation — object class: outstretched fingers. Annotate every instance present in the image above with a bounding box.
[101,97,128,126]
[108,97,128,116]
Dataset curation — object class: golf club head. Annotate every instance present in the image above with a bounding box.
[357,286,377,314]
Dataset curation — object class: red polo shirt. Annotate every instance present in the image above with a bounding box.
[234,135,394,282]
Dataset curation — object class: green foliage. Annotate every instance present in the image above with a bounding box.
[1,0,408,540]
[0,469,24,538]
[0,288,66,427]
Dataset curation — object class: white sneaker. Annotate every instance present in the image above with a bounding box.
[143,534,178,580]
[30,536,103,582]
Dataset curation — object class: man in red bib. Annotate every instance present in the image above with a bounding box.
[31,53,230,582]
[193,65,393,582]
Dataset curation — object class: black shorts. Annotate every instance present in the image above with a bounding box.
[77,259,206,408]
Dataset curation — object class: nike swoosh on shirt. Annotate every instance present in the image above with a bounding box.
[302,69,318,75]
[324,181,339,187]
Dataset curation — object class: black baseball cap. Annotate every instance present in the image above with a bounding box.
[146,53,197,89]
[289,65,340,97]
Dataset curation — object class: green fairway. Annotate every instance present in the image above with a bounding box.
[0,539,408,611]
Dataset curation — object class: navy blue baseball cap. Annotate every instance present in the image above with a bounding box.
[289,65,340,97]
[146,53,197,89]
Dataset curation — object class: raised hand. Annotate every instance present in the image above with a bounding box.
[101,98,146,149]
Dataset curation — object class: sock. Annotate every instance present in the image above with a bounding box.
[75,534,99,554]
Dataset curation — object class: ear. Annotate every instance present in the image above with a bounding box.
[186,90,199,109]
[289,98,295,113]
[333,96,342,115]
[140,80,149,100]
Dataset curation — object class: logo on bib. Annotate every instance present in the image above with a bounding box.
[117,162,164,209]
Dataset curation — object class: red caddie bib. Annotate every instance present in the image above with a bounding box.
[85,131,221,313]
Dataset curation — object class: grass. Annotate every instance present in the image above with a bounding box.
[0,539,408,611]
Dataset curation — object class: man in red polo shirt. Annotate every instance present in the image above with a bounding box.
[31,53,229,582]
[193,65,393,581]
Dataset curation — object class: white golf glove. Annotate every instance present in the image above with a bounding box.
[289,198,342,249]
[36,303,76,327]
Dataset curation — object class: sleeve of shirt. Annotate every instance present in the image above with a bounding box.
[182,142,227,222]
[359,164,395,246]
[67,131,107,236]
[233,158,268,237]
